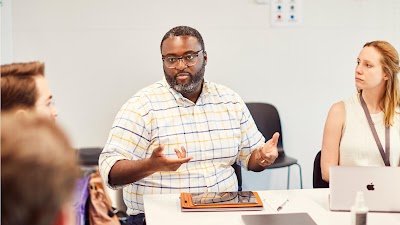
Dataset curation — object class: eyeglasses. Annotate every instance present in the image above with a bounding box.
[162,49,203,69]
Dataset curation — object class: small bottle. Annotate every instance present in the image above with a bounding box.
[351,191,368,225]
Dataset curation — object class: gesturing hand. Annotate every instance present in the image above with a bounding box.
[257,132,280,167]
[150,145,193,171]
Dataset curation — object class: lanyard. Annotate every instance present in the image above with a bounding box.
[359,92,390,166]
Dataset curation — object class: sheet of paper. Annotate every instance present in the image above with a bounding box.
[262,192,289,212]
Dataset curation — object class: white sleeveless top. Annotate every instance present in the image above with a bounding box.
[340,94,400,166]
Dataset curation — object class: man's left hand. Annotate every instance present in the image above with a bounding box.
[257,132,279,167]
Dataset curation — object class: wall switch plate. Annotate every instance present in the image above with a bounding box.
[271,0,302,27]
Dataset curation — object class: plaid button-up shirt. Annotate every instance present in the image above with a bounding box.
[99,78,264,215]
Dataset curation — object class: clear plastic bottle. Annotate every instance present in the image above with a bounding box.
[351,191,368,225]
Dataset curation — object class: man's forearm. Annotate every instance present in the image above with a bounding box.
[109,158,157,186]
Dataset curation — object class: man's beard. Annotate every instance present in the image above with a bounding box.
[164,63,205,94]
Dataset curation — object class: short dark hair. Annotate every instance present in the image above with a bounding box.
[160,26,205,52]
[1,61,45,111]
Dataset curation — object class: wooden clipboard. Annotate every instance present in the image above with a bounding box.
[180,191,263,212]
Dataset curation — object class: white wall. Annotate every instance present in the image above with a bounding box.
[1,0,13,63]
[6,0,400,189]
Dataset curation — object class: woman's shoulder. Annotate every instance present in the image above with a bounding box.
[324,101,346,133]
[329,101,345,116]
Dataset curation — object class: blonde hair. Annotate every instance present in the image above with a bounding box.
[363,41,400,126]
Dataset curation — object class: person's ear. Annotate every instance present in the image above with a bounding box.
[14,109,29,119]
[383,72,389,81]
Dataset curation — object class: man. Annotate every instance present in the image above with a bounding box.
[99,26,279,225]
[1,113,80,225]
[1,61,58,119]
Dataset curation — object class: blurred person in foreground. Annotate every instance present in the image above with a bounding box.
[1,113,80,225]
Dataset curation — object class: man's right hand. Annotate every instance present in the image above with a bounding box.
[150,145,192,171]
[108,144,193,186]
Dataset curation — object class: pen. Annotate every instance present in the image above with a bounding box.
[277,199,289,211]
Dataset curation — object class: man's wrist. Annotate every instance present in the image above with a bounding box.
[260,143,265,161]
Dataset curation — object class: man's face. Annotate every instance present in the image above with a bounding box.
[33,76,58,120]
[161,36,207,94]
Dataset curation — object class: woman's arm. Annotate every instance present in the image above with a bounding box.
[321,102,346,182]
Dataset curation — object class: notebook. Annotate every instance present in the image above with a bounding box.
[241,213,317,225]
[329,166,400,212]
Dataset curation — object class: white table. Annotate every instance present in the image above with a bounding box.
[143,188,400,225]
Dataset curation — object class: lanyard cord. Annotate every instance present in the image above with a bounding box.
[359,91,390,166]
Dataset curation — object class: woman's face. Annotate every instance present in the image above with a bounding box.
[355,46,388,91]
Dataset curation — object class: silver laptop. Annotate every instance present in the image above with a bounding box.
[242,213,317,225]
[329,166,400,212]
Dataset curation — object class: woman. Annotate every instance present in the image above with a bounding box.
[321,40,400,182]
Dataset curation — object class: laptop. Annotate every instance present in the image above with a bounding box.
[241,213,317,225]
[329,166,400,212]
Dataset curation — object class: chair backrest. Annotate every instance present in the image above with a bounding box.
[313,150,329,188]
[232,163,242,191]
[245,102,284,155]
[77,147,103,166]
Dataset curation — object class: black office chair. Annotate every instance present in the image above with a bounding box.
[232,163,243,191]
[246,102,303,189]
[77,147,103,167]
[313,150,329,188]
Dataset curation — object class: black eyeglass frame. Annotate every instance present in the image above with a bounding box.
[161,49,204,68]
